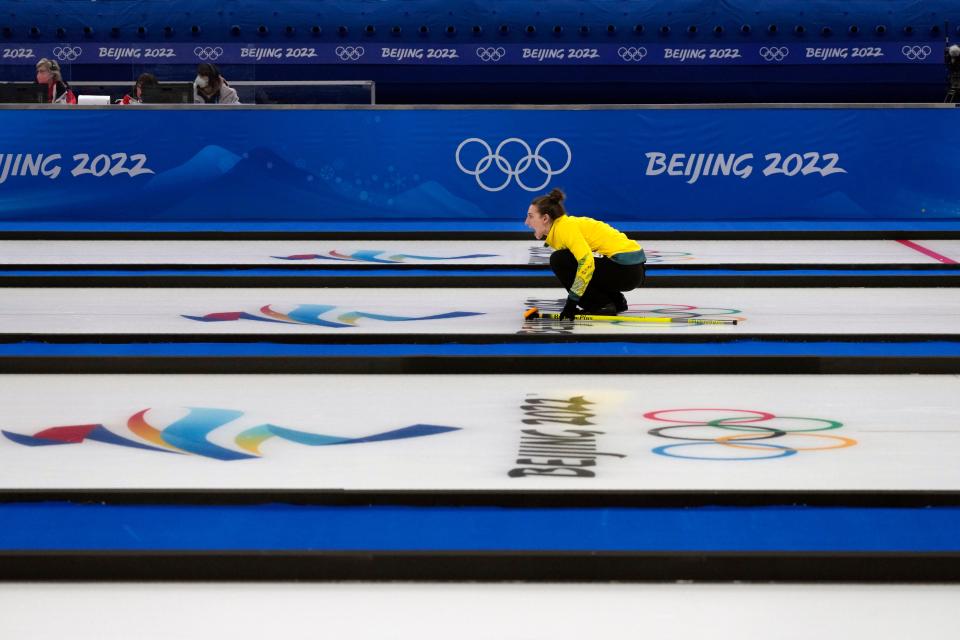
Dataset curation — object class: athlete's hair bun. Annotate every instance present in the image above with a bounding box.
[547,188,565,204]
[531,188,568,220]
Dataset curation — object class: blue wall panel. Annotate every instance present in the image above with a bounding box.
[0,106,957,225]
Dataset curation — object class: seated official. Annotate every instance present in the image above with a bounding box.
[193,63,240,105]
[947,44,960,104]
[117,73,158,104]
[35,58,76,104]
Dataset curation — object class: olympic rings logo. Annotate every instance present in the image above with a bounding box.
[623,304,743,320]
[455,137,572,192]
[476,47,506,62]
[194,46,223,61]
[902,45,932,61]
[617,47,648,62]
[643,251,695,264]
[52,46,82,62]
[759,46,789,62]
[335,46,365,61]
[644,408,855,461]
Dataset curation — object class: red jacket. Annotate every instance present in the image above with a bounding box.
[48,81,77,104]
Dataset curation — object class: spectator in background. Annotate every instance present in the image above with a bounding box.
[118,73,158,104]
[35,58,76,104]
[946,44,960,103]
[193,63,239,105]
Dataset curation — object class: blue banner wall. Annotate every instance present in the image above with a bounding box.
[0,107,957,223]
[0,42,945,66]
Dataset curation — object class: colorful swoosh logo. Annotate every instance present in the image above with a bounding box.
[274,250,498,263]
[3,407,460,461]
[183,304,483,327]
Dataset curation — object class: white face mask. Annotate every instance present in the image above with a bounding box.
[194,76,209,89]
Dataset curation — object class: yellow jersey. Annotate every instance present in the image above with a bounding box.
[544,215,643,299]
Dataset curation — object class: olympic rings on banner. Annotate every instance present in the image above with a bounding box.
[617,47,648,62]
[476,47,506,62]
[335,46,365,62]
[759,46,789,62]
[52,46,82,62]
[901,45,932,61]
[644,408,854,460]
[455,137,572,192]
[194,46,224,61]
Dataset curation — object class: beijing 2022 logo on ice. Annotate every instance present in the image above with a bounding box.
[2,407,459,461]
[456,137,572,192]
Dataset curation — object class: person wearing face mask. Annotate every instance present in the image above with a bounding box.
[525,188,646,320]
[35,58,76,104]
[193,63,240,105]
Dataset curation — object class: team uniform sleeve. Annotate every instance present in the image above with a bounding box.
[561,225,595,300]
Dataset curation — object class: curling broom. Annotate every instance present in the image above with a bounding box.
[523,307,738,325]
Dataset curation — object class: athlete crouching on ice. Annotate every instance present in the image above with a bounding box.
[525,188,646,320]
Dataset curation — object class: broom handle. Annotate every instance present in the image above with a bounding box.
[534,312,738,325]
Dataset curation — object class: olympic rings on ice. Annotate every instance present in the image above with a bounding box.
[644,408,854,460]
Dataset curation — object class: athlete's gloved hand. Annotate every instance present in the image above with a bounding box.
[559,298,579,320]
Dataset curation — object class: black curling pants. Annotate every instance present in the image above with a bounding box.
[549,249,645,311]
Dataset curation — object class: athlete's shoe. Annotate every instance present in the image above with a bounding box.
[615,293,628,312]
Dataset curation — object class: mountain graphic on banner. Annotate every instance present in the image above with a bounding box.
[146,146,479,219]
[144,144,242,192]
[388,179,484,219]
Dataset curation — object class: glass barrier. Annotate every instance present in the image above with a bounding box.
[230,81,375,105]
[55,80,375,105]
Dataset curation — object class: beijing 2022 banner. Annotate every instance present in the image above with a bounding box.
[0,107,957,223]
[0,41,945,66]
